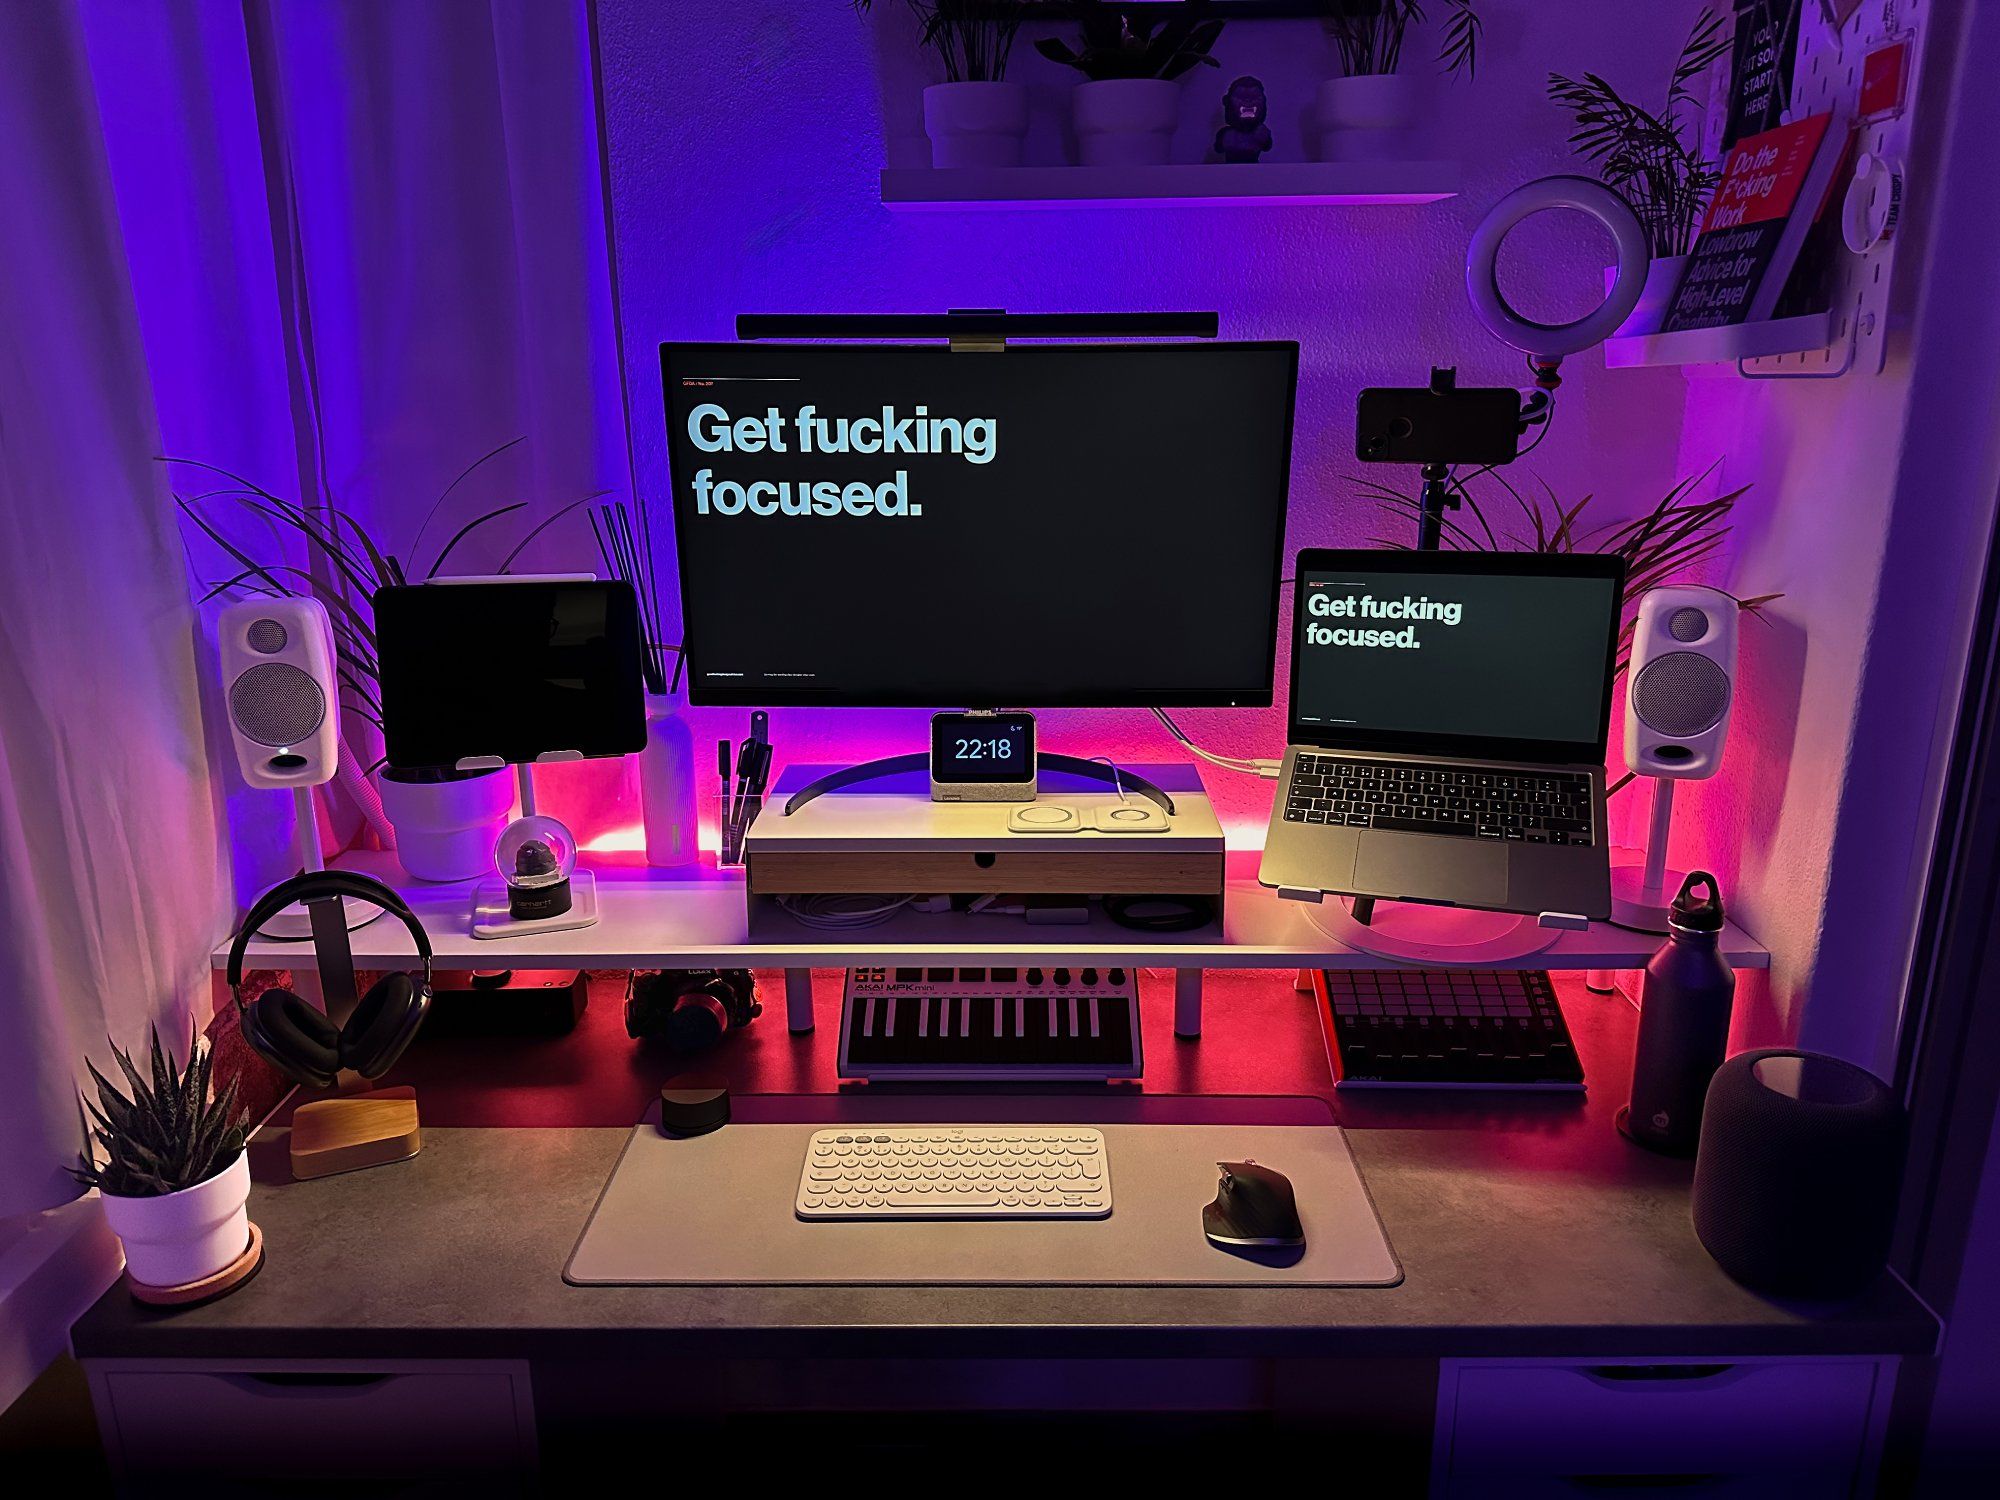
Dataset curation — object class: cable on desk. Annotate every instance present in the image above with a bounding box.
[1105,893,1216,933]
[777,892,916,930]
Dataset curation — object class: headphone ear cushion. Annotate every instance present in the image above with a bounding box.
[243,989,342,1088]
[341,972,425,1080]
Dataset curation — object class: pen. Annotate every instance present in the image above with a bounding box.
[716,740,731,859]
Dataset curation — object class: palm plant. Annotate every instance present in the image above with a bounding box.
[1547,8,1732,257]
[851,1,1028,82]
[72,1027,248,1198]
[1319,1,1481,79]
[1035,1,1225,82]
[1357,463,1777,674]
[171,439,602,767]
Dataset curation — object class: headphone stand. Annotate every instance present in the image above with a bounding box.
[254,787,389,939]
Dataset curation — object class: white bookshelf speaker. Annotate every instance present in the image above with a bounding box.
[1625,585,1737,779]
[1613,586,1738,932]
[218,596,340,790]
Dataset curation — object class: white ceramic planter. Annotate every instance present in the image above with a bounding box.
[378,766,514,882]
[1072,78,1182,167]
[1606,254,1688,337]
[639,695,698,869]
[1316,73,1418,162]
[101,1150,250,1289]
[923,81,1029,169]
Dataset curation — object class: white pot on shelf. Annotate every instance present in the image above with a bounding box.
[378,765,514,882]
[923,81,1030,169]
[100,1150,250,1289]
[1606,254,1687,338]
[1315,73,1418,162]
[1072,78,1182,167]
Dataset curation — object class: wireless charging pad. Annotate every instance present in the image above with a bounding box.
[1008,803,1085,833]
[1095,803,1168,832]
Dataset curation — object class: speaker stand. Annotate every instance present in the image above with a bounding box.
[1609,777,1684,934]
[1304,896,1562,966]
[253,787,389,939]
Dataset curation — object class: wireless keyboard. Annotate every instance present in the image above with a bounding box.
[795,1127,1112,1220]
[1315,969,1585,1090]
[839,966,1142,1080]
[1284,754,1596,844]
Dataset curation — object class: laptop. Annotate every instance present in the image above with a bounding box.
[1259,549,1626,920]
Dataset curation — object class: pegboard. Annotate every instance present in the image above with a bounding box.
[1739,0,1938,378]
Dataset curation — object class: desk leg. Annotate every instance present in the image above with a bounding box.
[1295,968,1314,993]
[784,968,815,1033]
[1175,968,1203,1038]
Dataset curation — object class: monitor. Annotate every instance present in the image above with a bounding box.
[1287,549,1625,764]
[660,340,1297,707]
[374,579,646,769]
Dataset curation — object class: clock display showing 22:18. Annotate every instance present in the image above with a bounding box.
[953,736,1016,763]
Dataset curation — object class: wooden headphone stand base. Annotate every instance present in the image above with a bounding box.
[291,1083,421,1181]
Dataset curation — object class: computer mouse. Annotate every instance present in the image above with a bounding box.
[1203,1159,1305,1249]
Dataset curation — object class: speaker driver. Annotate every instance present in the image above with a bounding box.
[1667,606,1710,642]
[246,617,290,654]
[229,661,327,746]
[1633,651,1730,737]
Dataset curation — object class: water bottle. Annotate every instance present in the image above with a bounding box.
[639,694,699,868]
[1620,870,1736,1156]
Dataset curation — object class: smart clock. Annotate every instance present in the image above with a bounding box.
[930,711,1036,802]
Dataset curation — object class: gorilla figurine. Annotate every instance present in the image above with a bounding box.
[1215,76,1272,164]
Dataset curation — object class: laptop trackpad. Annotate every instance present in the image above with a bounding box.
[1354,832,1510,909]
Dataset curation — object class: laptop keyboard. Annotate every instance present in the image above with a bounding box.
[1282,753,1595,845]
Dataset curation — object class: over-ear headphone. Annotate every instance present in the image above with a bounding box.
[227,871,434,1088]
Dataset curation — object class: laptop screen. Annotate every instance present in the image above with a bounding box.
[1287,549,1625,764]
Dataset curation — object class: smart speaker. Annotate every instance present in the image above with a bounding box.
[1692,1050,1904,1300]
[218,597,339,789]
[1612,586,1738,931]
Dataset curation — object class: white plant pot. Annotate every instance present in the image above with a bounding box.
[1316,73,1418,163]
[1606,254,1687,337]
[101,1150,250,1289]
[923,81,1029,169]
[1072,78,1182,167]
[378,765,514,882]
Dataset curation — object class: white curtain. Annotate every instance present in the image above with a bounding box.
[0,0,629,1216]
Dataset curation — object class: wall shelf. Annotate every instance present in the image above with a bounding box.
[1604,311,1833,369]
[880,161,1459,210]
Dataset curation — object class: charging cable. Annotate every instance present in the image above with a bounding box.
[776,892,915,930]
[1150,706,1281,779]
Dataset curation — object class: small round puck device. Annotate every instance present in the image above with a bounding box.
[659,1087,730,1137]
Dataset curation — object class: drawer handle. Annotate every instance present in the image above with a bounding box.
[218,1373,400,1399]
[1560,1476,1729,1492]
[1580,1364,1740,1388]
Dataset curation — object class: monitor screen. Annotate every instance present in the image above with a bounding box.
[661,340,1297,706]
[1288,550,1625,762]
[374,580,646,769]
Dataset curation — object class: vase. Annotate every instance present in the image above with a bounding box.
[923,81,1030,169]
[378,765,514,882]
[639,695,699,869]
[1072,78,1182,167]
[1606,254,1688,337]
[100,1150,250,1288]
[1315,73,1418,163]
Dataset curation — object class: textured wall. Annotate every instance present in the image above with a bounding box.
[596,0,1699,841]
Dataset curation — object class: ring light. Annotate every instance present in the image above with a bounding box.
[1466,175,1651,362]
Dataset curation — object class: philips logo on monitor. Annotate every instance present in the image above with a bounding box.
[684,400,998,520]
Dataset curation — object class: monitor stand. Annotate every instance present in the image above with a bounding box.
[780,753,1178,819]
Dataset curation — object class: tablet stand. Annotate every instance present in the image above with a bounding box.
[781,753,1178,819]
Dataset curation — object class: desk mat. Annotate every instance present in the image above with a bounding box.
[565,1095,1400,1287]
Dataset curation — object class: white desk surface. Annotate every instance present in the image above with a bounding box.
[212,846,1769,974]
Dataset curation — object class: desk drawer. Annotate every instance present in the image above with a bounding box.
[1435,1358,1892,1498]
[90,1358,535,1486]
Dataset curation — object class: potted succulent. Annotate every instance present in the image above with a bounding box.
[74,1028,251,1289]
[173,443,597,881]
[854,1,1031,168]
[1548,9,1732,336]
[1313,1,1481,162]
[1036,1,1225,167]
